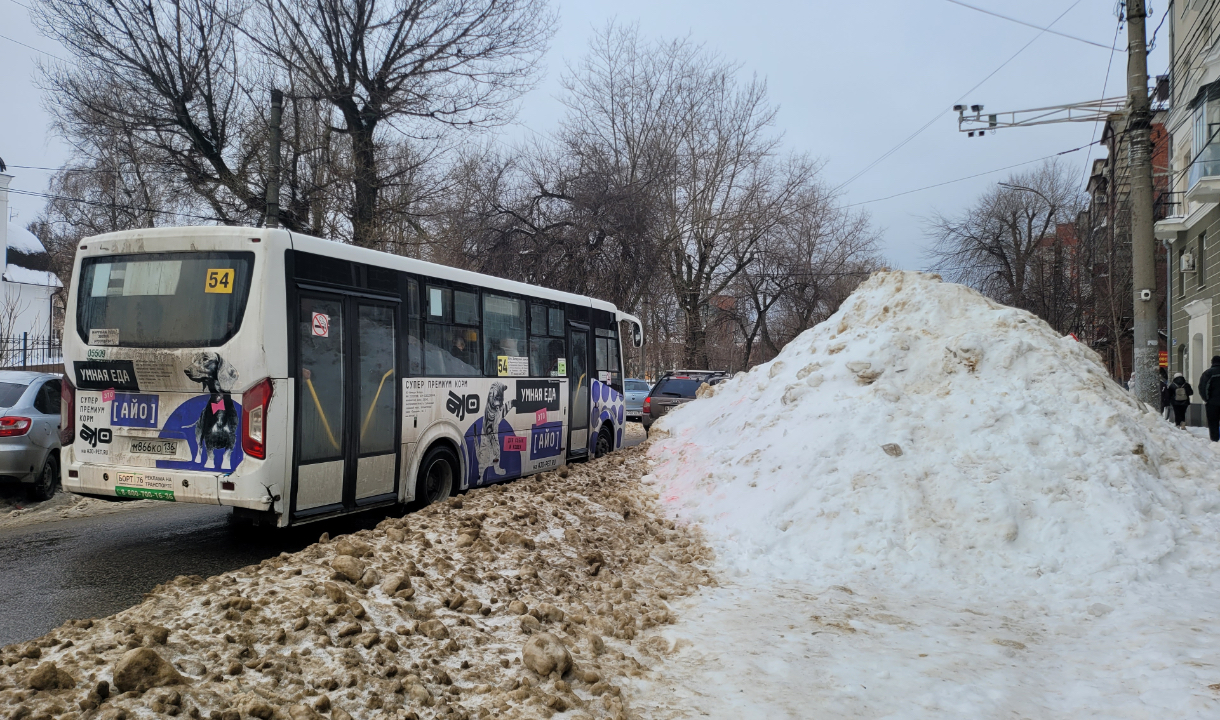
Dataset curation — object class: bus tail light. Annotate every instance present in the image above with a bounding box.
[61,380,75,445]
[242,378,273,459]
[0,417,33,437]
[642,397,651,415]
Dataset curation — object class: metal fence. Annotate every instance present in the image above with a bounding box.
[0,334,63,369]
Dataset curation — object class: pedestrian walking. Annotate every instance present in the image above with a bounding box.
[1199,356,1220,441]
[1169,372,1193,428]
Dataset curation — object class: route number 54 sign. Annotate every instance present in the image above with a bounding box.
[205,268,235,294]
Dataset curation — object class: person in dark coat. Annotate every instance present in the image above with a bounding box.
[1199,356,1220,441]
[1169,372,1193,428]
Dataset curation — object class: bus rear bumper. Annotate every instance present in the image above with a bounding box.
[63,460,275,511]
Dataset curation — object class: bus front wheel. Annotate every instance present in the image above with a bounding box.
[412,445,456,510]
[594,426,613,459]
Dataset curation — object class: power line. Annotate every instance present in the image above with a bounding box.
[841,139,1102,208]
[3,0,32,10]
[0,33,70,63]
[1148,4,1169,50]
[5,187,222,222]
[835,0,1085,192]
[942,0,1121,50]
[8,163,190,176]
[1079,12,1125,190]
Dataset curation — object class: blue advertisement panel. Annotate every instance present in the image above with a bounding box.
[110,393,160,428]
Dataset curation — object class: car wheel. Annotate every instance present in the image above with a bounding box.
[411,445,456,510]
[29,455,59,502]
[595,427,613,458]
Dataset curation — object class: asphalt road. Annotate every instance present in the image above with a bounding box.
[0,433,645,647]
[0,503,386,648]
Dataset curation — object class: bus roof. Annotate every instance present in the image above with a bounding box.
[82,226,622,316]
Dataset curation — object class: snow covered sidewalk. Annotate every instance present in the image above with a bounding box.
[629,576,1220,718]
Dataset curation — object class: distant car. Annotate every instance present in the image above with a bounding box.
[624,378,651,420]
[642,370,728,431]
[0,372,63,500]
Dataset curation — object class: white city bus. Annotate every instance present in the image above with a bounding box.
[60,227,642,527]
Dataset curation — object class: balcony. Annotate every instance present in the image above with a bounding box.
[1186,148,1220,204]
[1154,191,1187,240]
[1187,87,1220,203]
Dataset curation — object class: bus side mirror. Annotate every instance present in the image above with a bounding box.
[632,322,643,348]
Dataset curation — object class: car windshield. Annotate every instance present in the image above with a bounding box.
[626,381,650,392]
[652,378,703,397]
[77,251,255,348]
[0,382,28,408]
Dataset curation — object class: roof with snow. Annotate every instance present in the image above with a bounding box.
[4,222,60,288]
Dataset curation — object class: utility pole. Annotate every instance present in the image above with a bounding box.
[264,89,283,229]
[1127,0,1158,406]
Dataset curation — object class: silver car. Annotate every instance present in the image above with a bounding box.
[0,372,62,500]
[624,378,651,420]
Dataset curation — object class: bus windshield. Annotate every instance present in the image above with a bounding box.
[76,251,255,348]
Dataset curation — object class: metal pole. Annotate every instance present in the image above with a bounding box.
[1165,238,1172,373]
[265,89,283,229]
[22,331,27,369]
[1127,0,1159,406]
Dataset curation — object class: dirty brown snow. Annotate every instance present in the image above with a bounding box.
[0,444,714,720]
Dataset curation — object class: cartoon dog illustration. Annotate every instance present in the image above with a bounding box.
[474,382,512,479]
[183,352,240,470]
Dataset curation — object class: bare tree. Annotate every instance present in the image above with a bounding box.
[252,0,555,247]
[33,0,277,224]
[731,184,883,366]
[925,159,1084,325]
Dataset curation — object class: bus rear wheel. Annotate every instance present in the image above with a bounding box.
[412,445,456,510]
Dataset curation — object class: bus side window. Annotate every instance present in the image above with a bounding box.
[484,294,526,375]
[530,336,565,377]
[531,304,548,335]
[421,283,481,375]
[594,335,622,391]
[407,279,422,375]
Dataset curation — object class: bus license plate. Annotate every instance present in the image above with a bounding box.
[130,439,178,456]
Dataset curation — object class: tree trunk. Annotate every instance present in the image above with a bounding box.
[350,120,379,248]
[681,291,708,368]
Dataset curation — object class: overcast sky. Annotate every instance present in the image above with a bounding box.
[0,0,1168,269]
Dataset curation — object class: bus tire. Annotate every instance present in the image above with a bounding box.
[412,444,456,510]
[29,454,59,502]
[594,426,613,459]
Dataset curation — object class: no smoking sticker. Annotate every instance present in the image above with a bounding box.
[311,313,330,338]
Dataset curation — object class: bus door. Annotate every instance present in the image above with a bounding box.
[293,291,399,518]
[567,323,590,459]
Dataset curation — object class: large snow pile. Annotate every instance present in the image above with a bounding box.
[649,270,1220,598]
[636,271,1220,717]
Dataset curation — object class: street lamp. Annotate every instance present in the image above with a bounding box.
[998,182,1053,207]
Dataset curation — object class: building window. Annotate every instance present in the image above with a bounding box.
[1179,248,1187,298]
[1190,80,1220,187]
[1199,233,1208,289]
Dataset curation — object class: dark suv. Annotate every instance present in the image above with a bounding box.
[641,370,729,431]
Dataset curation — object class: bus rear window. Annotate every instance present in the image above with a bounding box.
[77,252,255,348]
